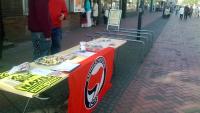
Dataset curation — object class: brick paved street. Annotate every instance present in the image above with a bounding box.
[111,15,200,113]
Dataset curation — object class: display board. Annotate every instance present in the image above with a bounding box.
[107,9,122,31]
[70,0,84,12]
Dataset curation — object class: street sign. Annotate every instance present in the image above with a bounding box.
[107,9,122,31]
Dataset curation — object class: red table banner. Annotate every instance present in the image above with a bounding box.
[67,47,115,113]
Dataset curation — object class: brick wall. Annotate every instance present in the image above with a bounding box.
[3,13,81,42]
[2,0,23,17]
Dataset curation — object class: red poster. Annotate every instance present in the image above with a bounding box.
[67,47,115,113]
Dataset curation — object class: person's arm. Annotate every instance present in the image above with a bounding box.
[60,0,68,21]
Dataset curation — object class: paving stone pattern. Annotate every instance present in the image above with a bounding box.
[94,13,169,113]
[111,16,200,113]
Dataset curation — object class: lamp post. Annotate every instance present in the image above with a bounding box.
[150,0,153,12]
[137,0,144,40]
[137,0,144,30]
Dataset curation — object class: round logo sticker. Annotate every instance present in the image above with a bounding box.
[84,56,106,109]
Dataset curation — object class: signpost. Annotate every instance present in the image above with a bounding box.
[107,9,122,31]
[137,0,144,40]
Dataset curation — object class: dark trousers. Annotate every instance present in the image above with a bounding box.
[32,32,51,60]
[103,16,108,24]
[51,28,62,55]
[180,14,183,20]
[184,13,188,20]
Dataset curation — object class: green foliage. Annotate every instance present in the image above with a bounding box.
[183,0,200,5]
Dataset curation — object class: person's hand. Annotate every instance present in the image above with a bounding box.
[59,13,65,21]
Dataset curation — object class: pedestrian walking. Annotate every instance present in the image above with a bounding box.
[49,0,68,54]
[184,5,189,20]
[189,6,193,18]
[175,5,179,16]
[179,6,184,20]
[193,6,198,17]
[92,0,98,26]
[28,0,52,60]
[198,6,200,18]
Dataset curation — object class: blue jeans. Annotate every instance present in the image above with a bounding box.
[51,28,62,54]
[32,32,51,60]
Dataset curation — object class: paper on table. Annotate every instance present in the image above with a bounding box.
[74,51,95,57]
[30,68,54,76]
[65,55,86,63]
[8,62,30,74]
[52,61,80,72]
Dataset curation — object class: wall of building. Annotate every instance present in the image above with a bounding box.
[1,0,81,42]
[2,0,23,17]
[1,0,27,42]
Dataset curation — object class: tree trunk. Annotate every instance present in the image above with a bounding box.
[122,0,127,18]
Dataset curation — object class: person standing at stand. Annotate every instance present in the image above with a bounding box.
[84,0,92,27]
[28,0,52,60]
[49,0,68,54]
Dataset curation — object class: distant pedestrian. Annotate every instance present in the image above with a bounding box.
[194,6,199,18]
[80,12,87,27]
[92,0,98,26]
[184,5,190,20]
[103,4,109,25]
[28,0,52,60]
[189,6,193,18]
[84,0,92,27]
[179,6,184,20]
[175,6,179,15]
[49,0,68,54]
[198,6,200,18]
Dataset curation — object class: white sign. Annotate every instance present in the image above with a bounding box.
[107,9,122,31]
